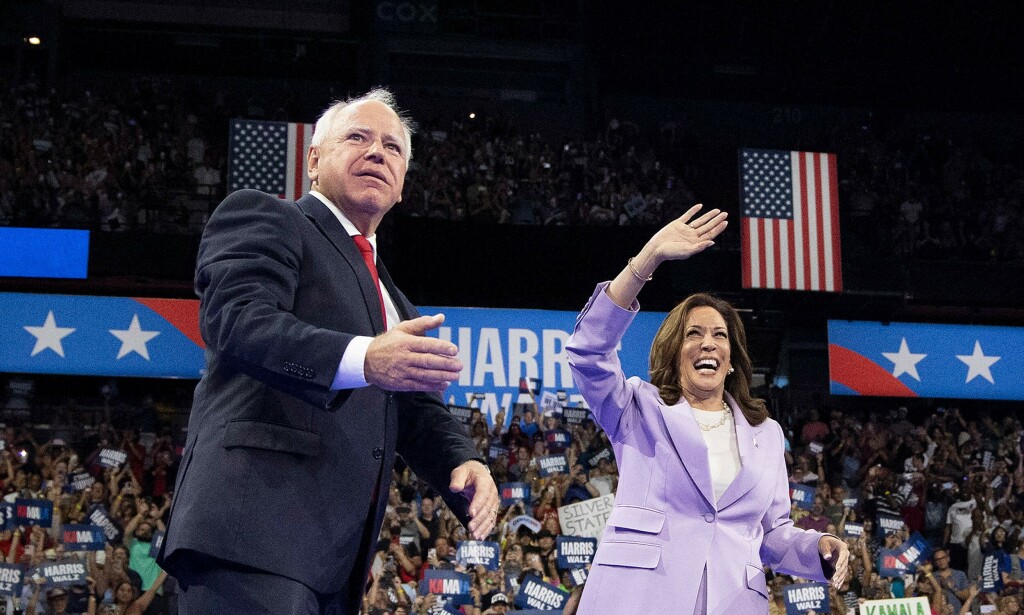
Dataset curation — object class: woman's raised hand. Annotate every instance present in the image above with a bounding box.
[648,204,728,264]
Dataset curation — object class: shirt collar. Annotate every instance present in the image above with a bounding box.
[310,189,377,255]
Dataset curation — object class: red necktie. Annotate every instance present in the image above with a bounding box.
[352,235,387,329]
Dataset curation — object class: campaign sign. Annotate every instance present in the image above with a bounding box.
[558,494,615,538]
[455,541,500,570]
[808,442,824,455]
[419,570,473,606]
[587,448,613,468]
[842,497,860,509]
[87,505,123,544]
[878,548,909,578]
[500,482,531,507]
[556,536,597,569]
[783,582,830,615]
[61,524,106,551]
[149,530,165,559]
[14,498,53,528]
[844,522,864,538]
[70,471,96,492]
[859,597,930,615]
[0,502,13,531]
[35,559,87,587]
[518,377,542,396]
[563,406,589,425]
[99,448,128,469]
[540,391,561,416]
[426,600,462,615]
[488,445,508,461]
[895,532,931,572]
[789,483,815,510]
[514,576,569,611]
[509,515,542,535]
[569,566,588,587]
[505,570,521,594]
[876,513,905,536]
[0,563,24,597]
[981,554,1003,592]
[544,430,571,453]
[447,405,475,427]
[537,454,569,477]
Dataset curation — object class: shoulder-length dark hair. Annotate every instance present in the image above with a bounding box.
[648,293,768,426]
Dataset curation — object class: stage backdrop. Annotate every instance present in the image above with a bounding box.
[1,293,667,424]
[828,320,1018,400]
[422,305,667,426]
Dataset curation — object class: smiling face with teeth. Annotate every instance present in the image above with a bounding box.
[307,99,409,236]
[677,305,732,407]
[650,293,768,424]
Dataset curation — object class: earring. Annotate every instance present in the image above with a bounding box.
[728,367,735,374]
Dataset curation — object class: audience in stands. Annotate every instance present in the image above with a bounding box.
[1,372,1024,614]
[2,75,1022,264]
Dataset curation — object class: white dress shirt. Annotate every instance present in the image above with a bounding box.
[309,190,400,390]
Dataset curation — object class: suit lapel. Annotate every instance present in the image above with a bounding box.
[657,402,716,510]
[296,195,387,333]
[716,395,767,510]
[377,260,414,322]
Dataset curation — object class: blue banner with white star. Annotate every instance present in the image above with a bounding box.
[828,320,1019,400]
[0,293,204,379]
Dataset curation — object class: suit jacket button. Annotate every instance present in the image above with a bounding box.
[372,447,384,459]
[704,513,715,523]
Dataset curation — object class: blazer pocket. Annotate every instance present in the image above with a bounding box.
[223,419,321,457]
[606,505,666,534]
[594,540,661,569]
[745,564,768,599]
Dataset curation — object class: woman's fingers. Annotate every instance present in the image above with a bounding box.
[678,203,705,225]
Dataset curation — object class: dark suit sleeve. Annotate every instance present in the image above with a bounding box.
[395,390,485,525]
[196,190,352,408]
[384,295,486,526]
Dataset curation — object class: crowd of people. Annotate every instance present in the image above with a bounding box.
[2,76,1022,264]
[352,400,1024,614]
[1,382,1024,614]
[0,420,178,614]
[0,76,225,235]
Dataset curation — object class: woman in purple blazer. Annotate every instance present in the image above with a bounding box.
[565,205,849,615]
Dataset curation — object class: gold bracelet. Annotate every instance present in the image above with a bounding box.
[627,257,653,282]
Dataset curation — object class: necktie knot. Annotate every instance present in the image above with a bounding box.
[353,234,387,329]
[353,234,374,260]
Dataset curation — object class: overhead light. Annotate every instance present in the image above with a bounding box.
[26,36,42,46]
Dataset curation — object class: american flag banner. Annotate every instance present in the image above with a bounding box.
[739,148,843,292]
[228,119,314,201]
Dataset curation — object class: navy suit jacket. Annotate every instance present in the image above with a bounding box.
[159,190,480,603]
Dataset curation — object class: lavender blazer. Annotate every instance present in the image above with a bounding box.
[565,284,830,615]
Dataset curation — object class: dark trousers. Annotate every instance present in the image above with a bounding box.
[174,551,348,615]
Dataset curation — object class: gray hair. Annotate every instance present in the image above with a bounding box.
[310,87,415,161]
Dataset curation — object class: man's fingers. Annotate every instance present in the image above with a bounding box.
[450,462,499,539]
[449,466,469,493]
[395,313,446,336]
[404,335,460,359]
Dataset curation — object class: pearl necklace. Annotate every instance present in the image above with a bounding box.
[695,401,732,432]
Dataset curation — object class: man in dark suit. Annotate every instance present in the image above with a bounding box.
[159,88,499,614]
